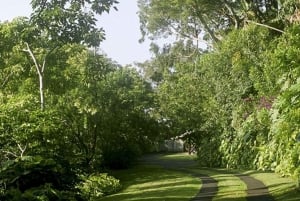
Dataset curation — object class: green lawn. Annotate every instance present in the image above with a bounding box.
[99,165,201,201]
[246,171,300,201]
[100,153,300,201]
[159,152,197,161]
[191,168,247,201]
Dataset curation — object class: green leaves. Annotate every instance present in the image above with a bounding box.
[77,173,121,200]
[138,0,221,43]
[30,0,118,47]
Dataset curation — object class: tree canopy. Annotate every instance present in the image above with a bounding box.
[138,0,300,178]
[0,1,163,200]
[1,0,300,199]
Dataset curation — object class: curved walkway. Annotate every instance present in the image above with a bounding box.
[141,154,218,201]
[237,174,274,201]
[140,154,273,201]
[190,174,217,201]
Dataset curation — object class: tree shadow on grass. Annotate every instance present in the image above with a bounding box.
[103,154,300,201]
[101,187,200,201]
[101,165,201,201]
[269,183,300,201]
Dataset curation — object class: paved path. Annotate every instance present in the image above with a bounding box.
[190,174,217,201]
[140,154,218,201]
[237,174,274,201]
[140,154,273,201]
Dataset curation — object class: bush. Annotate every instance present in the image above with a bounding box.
[0,155,81,200]
[2,184,80,201]
[76,173,121,200]
[0,156,77,192]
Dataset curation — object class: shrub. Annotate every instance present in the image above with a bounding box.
[2,184,80,201]
[77,173,121,200]
[0,156,77,192]
[0,155,80,201]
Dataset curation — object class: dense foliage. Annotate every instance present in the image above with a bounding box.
[1,0,300,199]
[0,0,162,200]
[77,173,121,200]
[139,0,300,184]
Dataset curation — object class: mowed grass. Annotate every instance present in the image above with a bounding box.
[99,165,201,201]
[163,153,300,200]
[159,152,197,161]
[200,167,300,201]
[159,153,247,200]
[189,168,247,201]
[245,171,300,201]
[100,153,300,201]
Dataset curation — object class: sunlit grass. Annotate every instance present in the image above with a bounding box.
[159,152,197,161]
[245,171,300,201]
[100,153,300,201]
[99,165,201,201]
[189,168,247,201]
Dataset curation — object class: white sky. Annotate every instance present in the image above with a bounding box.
[0,0,152,65]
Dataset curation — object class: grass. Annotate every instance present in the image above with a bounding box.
[189,168,247,201]
[245,171,300,201]
[99,165,201,201]
[159,153,247,200]
[159,152,197,161]
[100,153,300,201]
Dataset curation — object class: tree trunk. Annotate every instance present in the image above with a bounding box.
[198,13,220,43]
[39,74,44,110]
[23,42,45,110]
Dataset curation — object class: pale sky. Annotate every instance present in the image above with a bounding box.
[0,0,152,65]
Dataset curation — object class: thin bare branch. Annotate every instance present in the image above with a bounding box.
[23,42,43,77]
[246,20,285,33]
[2,150,18,158]
[1,71,14,88]
[17,143,27,158]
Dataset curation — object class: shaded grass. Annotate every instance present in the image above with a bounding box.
[143,153,247,201]
[156,153,300,200]
[244,171,300,201]
[99,165,201,201]
[189,168,247,201]
[100,153,300,201]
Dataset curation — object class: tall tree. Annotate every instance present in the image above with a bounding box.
[138,0,295,47]
[21,0,118,110]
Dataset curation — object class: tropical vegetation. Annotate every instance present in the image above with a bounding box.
[1,0,300,200]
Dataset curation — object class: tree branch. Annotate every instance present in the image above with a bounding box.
[23,42,43,77]
[1,71,14,89]
[2,150,18,158]
[223,0,241,29]
[23,42,45,110]
[245,20,285,33]
[191,2,220,43]
[17,143,27,158]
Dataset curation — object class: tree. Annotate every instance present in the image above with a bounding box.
[138,0,293,48]
[98,68,159,168]
[138,0,224,44]
[138,41,200,85]
[20,0,118,110]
